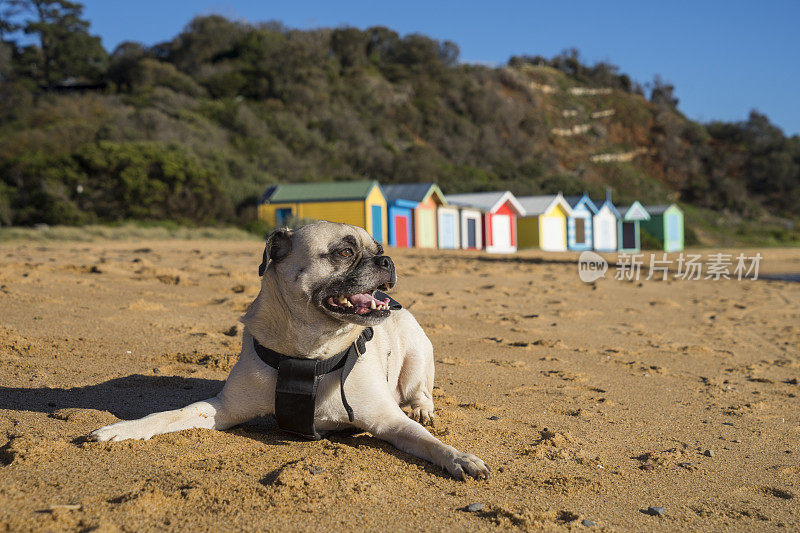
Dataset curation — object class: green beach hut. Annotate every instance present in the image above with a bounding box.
[642,204,684,252]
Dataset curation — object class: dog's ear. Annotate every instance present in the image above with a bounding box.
[259,227,293,276]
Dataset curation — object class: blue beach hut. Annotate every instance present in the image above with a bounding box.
[383,183,446,248]
[564,194,598,251]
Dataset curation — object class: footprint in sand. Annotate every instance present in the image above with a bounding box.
[437,357,469,366]
[760,487,794,500]
[487,359,527,368]
[127,299,166,312]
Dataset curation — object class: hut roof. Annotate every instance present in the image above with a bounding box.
[618,201,650,221]
[517,193,573,217]
[445,191,524,214]
[262,180,380,203]
[592,199,621,218]
[644,204,680,215]
[564,194,598,213]
[383,183,445,204]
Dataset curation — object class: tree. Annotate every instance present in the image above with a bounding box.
[166,15,246,74]
[16,0,107,86]
[0,0,23,40]
[650,75,679,109]
[106,41,146,91]
[0,40,11,79]
[331,27,367,69]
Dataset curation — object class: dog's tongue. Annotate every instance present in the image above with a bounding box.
[349,292,390,308]
[328,292,392,314]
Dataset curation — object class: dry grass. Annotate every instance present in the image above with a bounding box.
[0,224,259,242]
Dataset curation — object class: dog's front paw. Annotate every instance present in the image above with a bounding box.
[88,420,157,442]
[408,404,435,426]
[446,451,490,481]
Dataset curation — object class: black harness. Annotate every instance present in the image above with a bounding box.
[252,290,402,440]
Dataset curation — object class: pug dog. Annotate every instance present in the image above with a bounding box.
[89,221,489,480]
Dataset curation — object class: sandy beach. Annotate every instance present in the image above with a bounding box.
[1,239,798,531]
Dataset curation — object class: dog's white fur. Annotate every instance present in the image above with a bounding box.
[90,222,489,480]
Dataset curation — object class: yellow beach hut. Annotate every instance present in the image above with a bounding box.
[516,193,573,251]
[258,180,388,243]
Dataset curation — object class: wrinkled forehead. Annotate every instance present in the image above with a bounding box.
[296,222,382,254]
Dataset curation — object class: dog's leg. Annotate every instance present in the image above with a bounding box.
[89,363,271,442]
[357,400,489,480]
[88,395,244,442]
[395,316,436,426]
[398,341,436,426]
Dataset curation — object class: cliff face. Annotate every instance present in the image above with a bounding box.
[0,17,798,245]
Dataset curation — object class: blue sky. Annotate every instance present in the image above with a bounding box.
[78,0,800,135]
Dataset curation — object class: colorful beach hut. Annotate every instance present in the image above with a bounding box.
[445,191,524,253]
[382,187,415,248]
[564,194,597,251]
[642,204,684,252]
[516,193,573,251]
[457,207,483,250]
[591,198,620,252]
[616,201,650,253]
[437,205,461,249]
[382,183,445,249]
[259,180,388,243]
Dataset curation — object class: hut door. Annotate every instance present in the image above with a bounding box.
[541,217,565,251]
[492,215,511,250]
[396,216,408,247]
[371,205,383,243]
[621,222,636,249]
[441,213,455,248]
[276,208,292,225]
[575,218,585,244]
[467,218,476,248]
[667,215,680,242]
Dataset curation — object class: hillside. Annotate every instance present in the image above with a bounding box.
[0,8,798,245]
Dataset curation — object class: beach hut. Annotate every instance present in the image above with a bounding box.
[445,191,524,253]
[259,180,388,243]
[516,193,573,251]
[591,198,620,252]
[457,207,483,250]
[616,201,650,253]
[382,183,446,249]
[564,194,597,251]
[382,188,415,249]
[437,205,461,249]
[642,204,684,252]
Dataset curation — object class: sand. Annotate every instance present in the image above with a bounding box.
[0,239,798,532]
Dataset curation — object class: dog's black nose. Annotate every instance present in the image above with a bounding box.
[375,255,397,287]
[375,255,393,271]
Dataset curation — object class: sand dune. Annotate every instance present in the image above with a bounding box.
[1,240,798,531]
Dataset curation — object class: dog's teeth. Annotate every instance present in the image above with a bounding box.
[370,300,376,309]
[344,301,353,307]
[337,296,348,304]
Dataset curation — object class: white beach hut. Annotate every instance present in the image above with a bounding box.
[592,198,621,252]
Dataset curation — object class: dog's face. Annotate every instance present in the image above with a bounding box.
[260,221,397,326]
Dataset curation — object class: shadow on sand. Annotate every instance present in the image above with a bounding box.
[0,374,451,477]
[0,374,225,420]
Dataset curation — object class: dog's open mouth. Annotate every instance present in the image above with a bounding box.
[325,290,391,316]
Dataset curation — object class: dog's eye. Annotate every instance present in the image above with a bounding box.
[339,248,354,258]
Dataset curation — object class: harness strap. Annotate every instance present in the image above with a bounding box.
[252,327,373,439]
[251,290,402,440]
